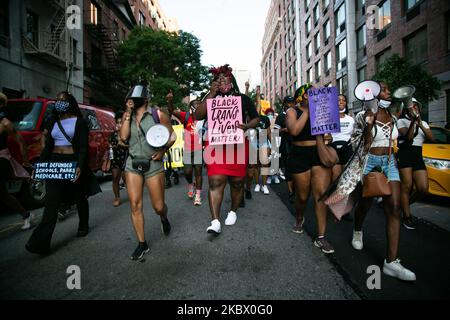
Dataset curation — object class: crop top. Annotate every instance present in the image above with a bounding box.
[371,120,399,148]
[290,108,315,142]
[51,118,77,146]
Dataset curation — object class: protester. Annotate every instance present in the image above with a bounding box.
[264,108,280,185]
[397,98,434,230]
[164,113,181,189]
[26,91,101,254]
[195,64,259,234]
[286,84,336,254]
[109,112,128,207]
[324,81,416,281]
[274,96,295,202]
[120,85,176,261]
[168,94,204,206]
[0,93,34,230]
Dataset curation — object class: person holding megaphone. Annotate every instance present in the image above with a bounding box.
[120,85,176,261]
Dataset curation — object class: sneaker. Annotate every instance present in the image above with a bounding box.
[187,184,195,199]
[207,219,221,234]
[266,176,272,185]
[383,259,416,281]
[113,199,121,207]
[279,169,286,180]
[165,179,172,189]
[314,237,335,254]
[21,213,33,230]
[119,182,126,190]
[254,184,261,193]
[289,192,295,204]
[403,217,417,230]
[262,185,270,195]
[225,211,237,226]
[292,218,304,234]
[161,217,171,236]
[194,192,202,206]
[273,176,281,184]
[130,242,150,261]
[77,228,90,237]
[352,231,364,250]
[245,189,252,200]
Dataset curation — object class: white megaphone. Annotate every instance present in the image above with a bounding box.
[146,124,170,149]
[393,85,416,110]
[354,80,381,113]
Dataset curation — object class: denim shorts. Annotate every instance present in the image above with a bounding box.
[363,154,400,182]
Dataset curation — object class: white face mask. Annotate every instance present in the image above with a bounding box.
[379,99,392,109]
[339,110,346,114]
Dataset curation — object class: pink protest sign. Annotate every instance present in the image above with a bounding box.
[207,96,244,145]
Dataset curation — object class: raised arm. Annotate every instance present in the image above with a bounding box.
[120,100,134,143]
[196,80,219,120]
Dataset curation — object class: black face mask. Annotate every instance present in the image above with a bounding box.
[132,98,146,109]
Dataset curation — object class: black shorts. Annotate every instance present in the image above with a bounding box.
[287,145,323,174]
[397,146,426,171]
[331,141,353,165]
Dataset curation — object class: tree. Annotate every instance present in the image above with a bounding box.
[118,28,210,107]
[372,54,441,114]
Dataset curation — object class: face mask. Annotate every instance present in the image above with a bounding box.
[55,101,70,113]
[219,83,232,94]
[268,115,274,120]
[379,99,392,109]
[339,110,346,114]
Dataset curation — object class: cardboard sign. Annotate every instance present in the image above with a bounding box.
[164,125,184,169]
[207,96,244,145]
[34,162,77,180]
[308,87,340,136]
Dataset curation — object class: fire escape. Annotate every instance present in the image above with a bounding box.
[22,0,74,68]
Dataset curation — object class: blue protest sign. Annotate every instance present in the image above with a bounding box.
[308,87,340,136]
[34,162,78,180]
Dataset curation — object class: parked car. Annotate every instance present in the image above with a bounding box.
[424,126,450,198]
[5,98,115,208]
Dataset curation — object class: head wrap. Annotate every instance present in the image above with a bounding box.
[294,83,312,104]
[209,64,240,94]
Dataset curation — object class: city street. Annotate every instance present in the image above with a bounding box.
[0,176,449,300]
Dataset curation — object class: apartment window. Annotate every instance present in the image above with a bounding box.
[139,10,146,26]
[375,48,391,68]
[315,60,322,81]
[307,42,312,60]
[91,44,102,67]
[293,38,296,54]
[335,4,346,36]
[288,27,291,40]
[279,4,281,17]
[405,27,428,64]
[336,39,347,70]
[323,0,330,9]
[275,66,278,86]
[90,2,100,25]
[357,25,367,59]
[324,20,331,41]
[307,68,312,83]
[293,60,297,76]
[280,60,283,77]
[378,0,391,30]
[314,32,321,52]
[292,19,296,37]
[356,0,366,15]
[280,34,282,49]
[72,38,78,65]
[406,0,422,11]
[274,42,278,60]
[337,75,348,95]
[26,10,39,46]
[285,34,288,48]
[325,51,331,71]
[357,66,367,82]
[285,52,288,66]
[286,69,289,82]
[113,21,119,39]
[306,17,311,35]
[313,4,320,25]
[305,0,311,11]
[269,53,272,70]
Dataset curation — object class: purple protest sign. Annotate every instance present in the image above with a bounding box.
[207,96,244,145]
[308,86,340,136]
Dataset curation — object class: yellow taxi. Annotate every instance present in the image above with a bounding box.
[423,126,450,197]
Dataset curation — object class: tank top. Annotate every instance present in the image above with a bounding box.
[290,107,315,142]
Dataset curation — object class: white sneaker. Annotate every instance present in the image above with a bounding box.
[254,184,261,193]
[262,185,270,195]
[383,259,416,281]
[266,177,272,185]
[273,176,280,184]
[351,230,363,250]
[21,213,33,230]
[225,211,237,226]
[206,219,221,234]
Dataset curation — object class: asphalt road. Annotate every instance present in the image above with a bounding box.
[0,178,358,300]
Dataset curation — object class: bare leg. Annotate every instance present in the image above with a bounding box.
[410,170,429,204]
[229,176,245,212]
[311,166,332,237]
[399,168,413,218]
[208,175,227,220]
[383,181,401,262]
[292,171,311,225]
[125,172,145,242]
[145,172,167,218]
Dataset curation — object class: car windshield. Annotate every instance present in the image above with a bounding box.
[4,101,43,131]
[430,127,450,144]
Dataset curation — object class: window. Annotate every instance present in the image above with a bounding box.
[113,20,119,39]
[335,4,346,37]
[307,68,312,83]
[325,51,331,71]
[356,0,366,15]
[72,38,78,65]
[315,60,322,81]
[285,52,288,66]
[269,53,272,70]
[306,17,311,35]
[280,60,283,77]
[357,66,367,82]
[357,25,367,58]
[293,60,297,76]
[378,0,391,30]
[323,0,330,10]
[313,4,320,24]
[4,101,43,131]
[0,0,9,43]
[274,42,278,60]
[406,0,421,11]
[324,20,331,41]
[90,2,100,25]
[305,0,311,11]
[337,75,348,95]
[307,42,312,60]
[405,28,428,64]
[448,13,450,52]
[91,44,102,67]
[275,66,278,86]
[139,10,146,26]
[375,48,391,68]
[292,19,296,37]
[293,38,296,54]
[285,34,288,48]
[26,10,38,46]
[314,32,321,52]
[336,39,347,70]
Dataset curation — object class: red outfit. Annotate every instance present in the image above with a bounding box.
[180,111,203,152]
[204,140,249,177]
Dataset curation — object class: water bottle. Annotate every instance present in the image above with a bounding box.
[109,147,114,160]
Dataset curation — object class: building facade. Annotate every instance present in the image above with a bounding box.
[0,0,84,101]
[129,0,179,32]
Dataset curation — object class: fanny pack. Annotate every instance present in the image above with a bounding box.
[131,157,150,173]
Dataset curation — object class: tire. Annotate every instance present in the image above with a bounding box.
[20,179,46,209]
